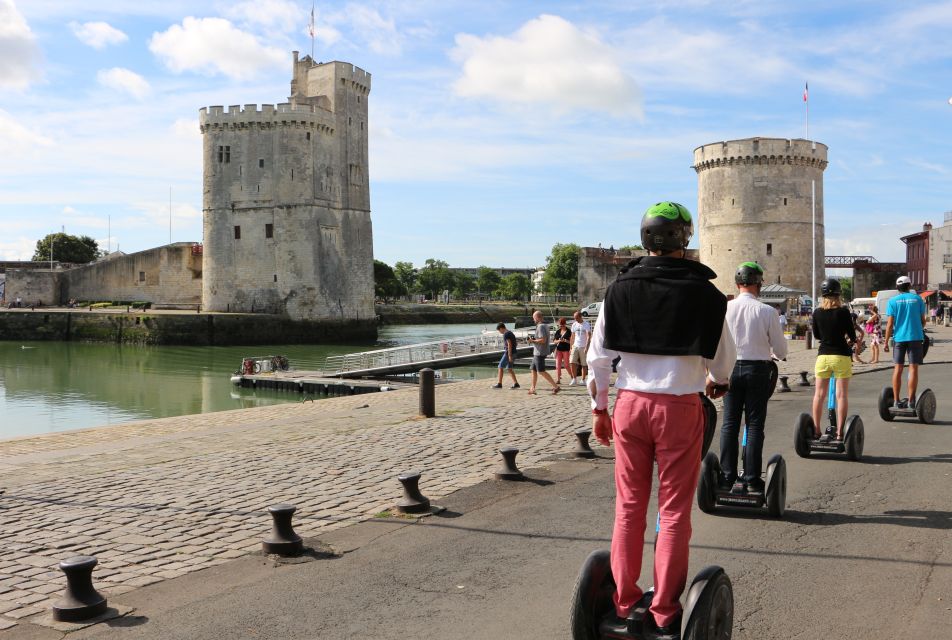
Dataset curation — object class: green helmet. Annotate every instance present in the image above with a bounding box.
[735,261,764,286]
[640,201,693,252]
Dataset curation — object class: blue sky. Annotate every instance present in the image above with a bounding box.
[1,1,950,271]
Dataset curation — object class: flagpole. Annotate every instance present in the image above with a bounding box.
[310,2,315,60]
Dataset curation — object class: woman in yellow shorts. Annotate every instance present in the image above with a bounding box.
[811,278,857,441]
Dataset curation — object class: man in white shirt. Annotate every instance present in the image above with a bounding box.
[719,262,788,496]
[568,310,591,385]
[587,202,735,639]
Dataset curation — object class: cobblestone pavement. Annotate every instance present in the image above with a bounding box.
[1,325,949,630]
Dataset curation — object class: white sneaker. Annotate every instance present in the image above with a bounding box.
[568,378,577,386]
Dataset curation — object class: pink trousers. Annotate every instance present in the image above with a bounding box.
[610,389,703,628]
[555,350,569,378]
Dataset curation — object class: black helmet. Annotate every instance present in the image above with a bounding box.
[820,277,841,296]
[735,261,764,286]
[640,202,693,252]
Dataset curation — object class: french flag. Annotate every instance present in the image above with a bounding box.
[803,82,809,103]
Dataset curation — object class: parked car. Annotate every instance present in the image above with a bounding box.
[581,301,602,317]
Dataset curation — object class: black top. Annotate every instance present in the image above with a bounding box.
[603,256,727,358]
[502,330,517,355]
[554,327,571,351]
[812,306,856,356]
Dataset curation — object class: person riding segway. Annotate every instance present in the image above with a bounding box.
[880,276,934,423]
[572,201,737,640]
[698,261,788,517]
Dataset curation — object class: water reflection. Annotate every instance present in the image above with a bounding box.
[0,323,499,439]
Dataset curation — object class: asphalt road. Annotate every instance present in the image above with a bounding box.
[10,364,952,640]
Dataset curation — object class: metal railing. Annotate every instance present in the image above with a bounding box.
[321,331,531,375]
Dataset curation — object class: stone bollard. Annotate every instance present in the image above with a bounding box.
[778,375,792,393]
[262,504,304,556]
[806,329,813,349]
[798,371,811,387]
[419,368,435,418]
[52,556,108,622]
[495,447,524,480]
[573,428,596,458]
[396,471,431,514]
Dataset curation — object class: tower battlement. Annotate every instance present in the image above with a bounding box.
[199,103,335,134]
[693,138,828,172]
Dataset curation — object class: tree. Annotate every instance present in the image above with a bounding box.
[33,233,101,264]
[373,260,405,302]
[540,243,580,295]
[476,266,501,298]
[393,261,417,295]
[497,273,533,301]
[451,272,476,300]
[838,276,853,301]
[416,258,453,300]
[617,244,643,252]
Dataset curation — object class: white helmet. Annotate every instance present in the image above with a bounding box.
[896,275,912,286]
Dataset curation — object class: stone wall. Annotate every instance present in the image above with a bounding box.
[4,270,63,307]
[853,262,907,298]
[693,138,828,298]
[577,247,701,304]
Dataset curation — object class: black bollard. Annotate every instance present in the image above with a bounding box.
[778,375,791,393]
[262,504,304,556]
[495,447,524,480]
[52,556,108,622]
[798,371,811,387]
[396,471,431,514]
[419,368,435,418]
[573,428,596,458]
[806,329,813,350]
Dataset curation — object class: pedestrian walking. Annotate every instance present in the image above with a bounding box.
[527,310,560,395]
[491,322,520,389]
[553,318,571,384]
[719,261,788,495]
[568,310,592,386]
[588,201,735,638]
[866,305,882,364]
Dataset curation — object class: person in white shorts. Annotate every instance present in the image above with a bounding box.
[569,310,591,385]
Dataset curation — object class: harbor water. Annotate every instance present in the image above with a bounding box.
[0,323,500,439]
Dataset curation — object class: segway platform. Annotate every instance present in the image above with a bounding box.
[570,550,733,640]
[794,412,864,460]
[697,451,786,517]
[878,386,936,424]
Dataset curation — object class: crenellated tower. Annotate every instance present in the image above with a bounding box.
[199,52,374,325]
[693,138,828,298]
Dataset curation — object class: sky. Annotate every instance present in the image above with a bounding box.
[1,0,950,271]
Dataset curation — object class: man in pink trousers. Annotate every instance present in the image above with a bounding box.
[587,202,735,640]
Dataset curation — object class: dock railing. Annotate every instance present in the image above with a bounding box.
[321,332,521,376]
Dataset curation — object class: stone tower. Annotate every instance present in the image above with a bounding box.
[692,138,828,298]
[199,52,374,325]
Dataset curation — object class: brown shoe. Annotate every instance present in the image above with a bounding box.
[552,386,561,395]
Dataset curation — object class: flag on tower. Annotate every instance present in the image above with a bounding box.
[803,82,809,102]
[309,5,315,38]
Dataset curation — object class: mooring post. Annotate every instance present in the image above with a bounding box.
[396,471,431,514]
[798,371,811,387]
[573,428,596,458]
[495,447,524,480]
[419,368,435,418]
[52,556,108,622]
[262,504,303,556]
[806,329,813,349]
[778,375,791,393]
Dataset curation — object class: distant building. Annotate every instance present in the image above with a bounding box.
[900,223,931,291]
[577,246,700,304]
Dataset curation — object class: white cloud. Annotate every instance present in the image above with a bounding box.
[222,0,303,32]
[170,118,199,139]
[149,17,286,79]
[70,21,128,49]
[451,15,641,118]
[0,0,40,88]
[97,67,151,99]
[0,236,37,261]
[0,109,53,148]
[348,5,402,55]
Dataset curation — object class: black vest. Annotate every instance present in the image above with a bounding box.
[603,256,727,359]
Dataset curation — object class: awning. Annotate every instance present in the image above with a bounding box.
[919,290,935,300]
[941,290,952,299]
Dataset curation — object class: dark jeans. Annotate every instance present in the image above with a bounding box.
[719,360,773,483]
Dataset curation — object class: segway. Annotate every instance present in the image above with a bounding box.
[697,426,786,518]
[877,337,936,424]
[570,551,733,639]
[793,375,864,460]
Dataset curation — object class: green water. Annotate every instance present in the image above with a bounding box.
[0,323,499,439]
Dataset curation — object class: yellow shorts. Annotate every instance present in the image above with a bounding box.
[814,355,852,379]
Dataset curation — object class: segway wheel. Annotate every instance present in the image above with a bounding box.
[765,454,786,518]
[570,550,615,640]
[844,415,865,461]
[916,388,936,425]
[683,566,733,640]
[878,386,894,422]
[767,360,779,400]
[697,452,719,514]
[700,394,717,459]
[794,413,813,458]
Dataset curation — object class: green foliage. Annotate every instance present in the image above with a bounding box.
[416,258,453,299]
[617,244,643,252]
[838,276,853,301]
[497,273,533,301]
[540,243,580,295]
[452,272,476,299]
[33,233,101,264]
[374,260,406,301]
[393,261,417,294]
[476,266,501,296]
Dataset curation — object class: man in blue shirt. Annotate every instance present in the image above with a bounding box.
[884,275,927,408]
